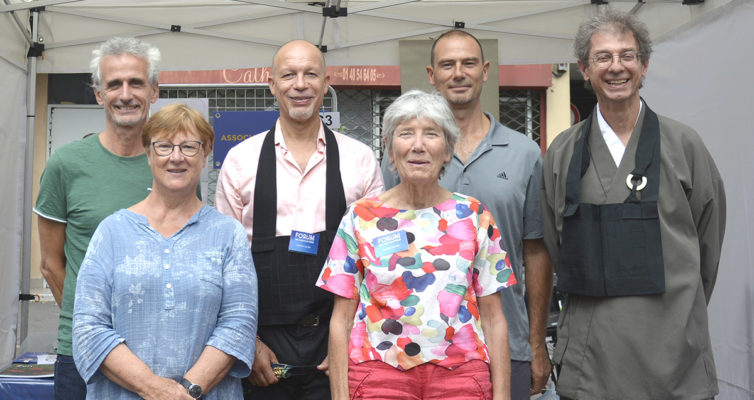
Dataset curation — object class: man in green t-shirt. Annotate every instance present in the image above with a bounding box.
[34,37,160,400]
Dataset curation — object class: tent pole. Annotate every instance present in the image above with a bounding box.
[20,8,40,348]
[317,0,331,50]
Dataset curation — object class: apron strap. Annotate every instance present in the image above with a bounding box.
[625,104,661,203]
[251,121,279,252]
[324,123,347,243]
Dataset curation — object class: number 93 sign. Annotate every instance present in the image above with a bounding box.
[319,112,340,129]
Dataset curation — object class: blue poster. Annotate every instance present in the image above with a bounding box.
[212,111,279,169]
[212,111,341,169]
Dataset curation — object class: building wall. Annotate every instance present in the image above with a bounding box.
[546,64,572,147]
[30,64,558,285]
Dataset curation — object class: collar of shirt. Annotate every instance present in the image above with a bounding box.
[596,101,643,167]
[483,112,512,146]
[274,121,327,174]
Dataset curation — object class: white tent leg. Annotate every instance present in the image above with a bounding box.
[19,8,40,349]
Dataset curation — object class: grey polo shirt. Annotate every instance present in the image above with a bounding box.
[381,112,544,362]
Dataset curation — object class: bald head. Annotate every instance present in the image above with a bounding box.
[272,40,326,75]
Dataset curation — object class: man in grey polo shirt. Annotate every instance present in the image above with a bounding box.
[381,30,553,399]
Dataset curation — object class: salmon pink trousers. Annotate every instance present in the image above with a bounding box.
[348,359,493,400]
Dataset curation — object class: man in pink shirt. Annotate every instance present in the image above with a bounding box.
[215,40,384,400]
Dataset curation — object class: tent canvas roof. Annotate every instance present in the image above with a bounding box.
[0,0,735,73]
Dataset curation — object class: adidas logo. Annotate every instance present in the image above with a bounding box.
[497,171,508,180]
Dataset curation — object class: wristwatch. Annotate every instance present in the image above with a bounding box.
[180,378,203,399]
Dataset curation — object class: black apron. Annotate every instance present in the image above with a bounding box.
[557,105,665,297]
[252,120,346,325]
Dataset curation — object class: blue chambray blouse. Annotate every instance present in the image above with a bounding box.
[73,206,258,399]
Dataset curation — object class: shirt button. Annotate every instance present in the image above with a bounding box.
[164,264,170,270]
[166,283,172,289]
[164,249,170,254]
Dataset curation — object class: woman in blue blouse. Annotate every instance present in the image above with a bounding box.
[73,103,258,400]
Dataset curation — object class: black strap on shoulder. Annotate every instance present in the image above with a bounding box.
[251,121,279,252]
[562,113,593,217]
[251,119,346,253]
[625,106,660,203]
[324,124,347,243]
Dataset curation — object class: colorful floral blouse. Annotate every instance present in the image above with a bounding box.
[316,193,516,370]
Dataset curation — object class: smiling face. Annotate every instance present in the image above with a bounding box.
[147,128,206,196]
[389,117,451,185]
[427,34,490,107]
[578,29,648,108]
[269,40,330,124]
[94,53,159,129]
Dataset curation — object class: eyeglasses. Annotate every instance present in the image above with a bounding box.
[589,51,640,69]
[151,141,203,157]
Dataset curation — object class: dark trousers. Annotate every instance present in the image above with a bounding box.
[54,354,87,400]
[510,360,532,400]
[243,323,330,400]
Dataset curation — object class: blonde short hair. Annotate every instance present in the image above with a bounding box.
[142,103,214,154]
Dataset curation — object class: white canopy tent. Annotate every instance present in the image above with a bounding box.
[1,0,750,397]
[0,0,739,70]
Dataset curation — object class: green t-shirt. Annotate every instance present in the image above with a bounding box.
[34,133,153,356]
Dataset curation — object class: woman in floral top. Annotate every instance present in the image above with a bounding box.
[317,90,515,400]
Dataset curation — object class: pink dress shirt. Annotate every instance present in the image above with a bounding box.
[215,122,385,243]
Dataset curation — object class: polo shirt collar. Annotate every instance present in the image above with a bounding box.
[483,111,511,146]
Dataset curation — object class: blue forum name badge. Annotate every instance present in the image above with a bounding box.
[289,230,320,255]
[372,230,409,258]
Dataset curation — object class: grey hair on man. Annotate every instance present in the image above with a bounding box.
[382,89,460,175]
[574,9,653,66]
[90,37,161,90]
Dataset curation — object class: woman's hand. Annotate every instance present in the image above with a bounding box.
[99,344,193,400]
[248,340,279,387]
[140,376,193,400]
[183,345,237,395]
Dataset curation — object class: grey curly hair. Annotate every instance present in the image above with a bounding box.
[574,9,652,67]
